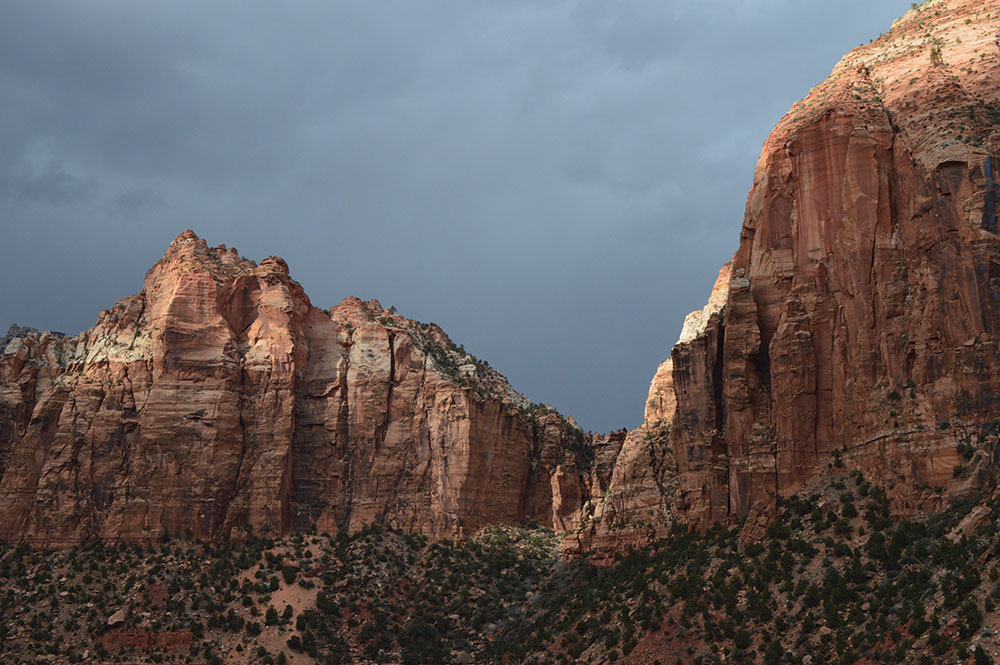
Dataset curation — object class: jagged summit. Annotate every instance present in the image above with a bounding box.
[0,231,592,546]
[155,229,286,281]
[2,324,41,352]
[0,325,66,363]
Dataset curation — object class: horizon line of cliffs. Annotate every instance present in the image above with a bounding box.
[3,0,1000,551]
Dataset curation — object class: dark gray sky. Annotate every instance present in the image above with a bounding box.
[0,1,913,432]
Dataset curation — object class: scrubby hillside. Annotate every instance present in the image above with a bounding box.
[4,465,1000,664]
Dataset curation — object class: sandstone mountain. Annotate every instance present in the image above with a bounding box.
[575,0,1000,551]
[4,0,1000,557]
[0,231,593,546]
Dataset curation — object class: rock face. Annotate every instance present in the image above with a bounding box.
[5,1,1000,554]
[567,421,678,559]
[679,0,999,524]
[582,0,1000,545]
[0,231,588,546]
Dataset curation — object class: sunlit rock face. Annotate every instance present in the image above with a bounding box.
[581,0,1000,548]
[4,0,1000,555]
[0,231,588,546]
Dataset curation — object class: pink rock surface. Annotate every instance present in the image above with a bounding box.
[0,232,587,545]
[584,0,1000,545]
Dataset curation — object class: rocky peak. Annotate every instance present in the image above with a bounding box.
[790,0,1000,167]
[0,232,592,546]
[1,324,40,352]
[257,256,290,276]
[151,229,260,284]
[677,260,732,346]
[0,326,69,377]
[1,324,67,348]
[329,296,386,327]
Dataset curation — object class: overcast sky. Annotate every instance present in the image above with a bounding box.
[0,1,914,432]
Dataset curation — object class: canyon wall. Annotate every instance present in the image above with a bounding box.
[0,232,588,546]
[617,0,1000,537]
[5,0,1000,552]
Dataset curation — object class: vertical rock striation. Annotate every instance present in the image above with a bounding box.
[679,0,998,525]
[5,0,1000,553]
[578,0,1000,549]
[0,231,588,545]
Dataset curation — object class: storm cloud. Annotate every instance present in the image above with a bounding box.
[0,1,914,432]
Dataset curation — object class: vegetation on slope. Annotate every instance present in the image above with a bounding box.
[2,472,999,665]
[491,473,998,665]
[0,525,559,665]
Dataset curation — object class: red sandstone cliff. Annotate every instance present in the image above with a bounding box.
[6,1,1000,554]
[577,0,1000,548]
[0,231,588,546]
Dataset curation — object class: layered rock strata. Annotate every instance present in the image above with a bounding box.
[5,0,1000,554]
[582,0,1000,546]
[0,231,588,546]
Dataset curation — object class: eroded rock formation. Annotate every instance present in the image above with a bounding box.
[0,231,588,546]
[575,0,1000,550]
[650,0,999,532]
[4,0,1000,554]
